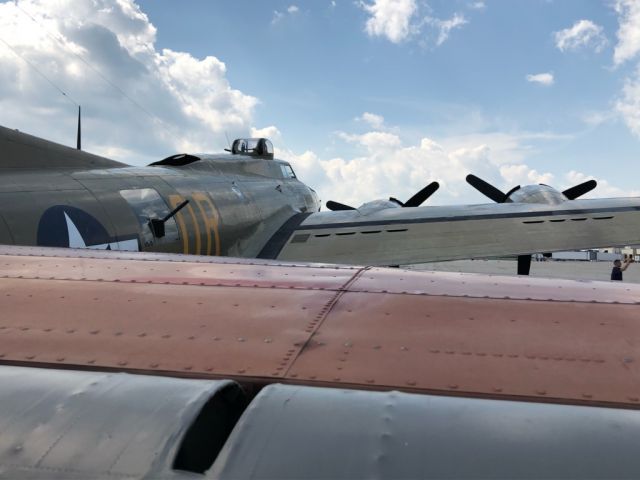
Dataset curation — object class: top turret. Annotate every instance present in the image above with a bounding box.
[229,138,274,160]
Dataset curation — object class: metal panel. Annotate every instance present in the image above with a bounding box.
[0,171,84,193]
[210,384,640,479]
[1,246,640,408]
[0,191,72,245]
[0,366,243,479]
[287,291,640,405]
[0,244,360,268]
[0,248,350,380]
[0,249,357,288]
[0,213,13,245]
[351,267,640,304]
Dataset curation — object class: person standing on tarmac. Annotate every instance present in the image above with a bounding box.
[611,256,633,281]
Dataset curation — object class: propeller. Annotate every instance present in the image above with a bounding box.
[326,181,440,211]
[562,180,597,200]
[391,182,440,207]
[465,174,597,276]
[466,174,598,203]
[465,174,512,203]
[326,200,356,211]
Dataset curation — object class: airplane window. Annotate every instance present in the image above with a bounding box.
[232,139,247,154]
[120,189,180,247]
[231,138,273,157]
[279,164,296,178]
[285,165,296,179]
[247,139,259,152]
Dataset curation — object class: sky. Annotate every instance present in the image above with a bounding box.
[1,0,640,207]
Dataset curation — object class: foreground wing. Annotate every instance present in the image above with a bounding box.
[2,245,640,477]
[1,244,639,408]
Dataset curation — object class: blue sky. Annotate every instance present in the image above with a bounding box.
[1,0,640,206]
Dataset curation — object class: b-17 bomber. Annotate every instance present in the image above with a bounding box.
[1,124,640,273]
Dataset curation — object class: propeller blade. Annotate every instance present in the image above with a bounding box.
[403,181,440,207]
[517,254,532,275]
[562,179,597,200]
[326,200,355,211]
[466,174,508,203]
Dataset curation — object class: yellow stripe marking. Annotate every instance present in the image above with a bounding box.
[193,197,212,255]
[199,193,221,255]
[184,202,201,255]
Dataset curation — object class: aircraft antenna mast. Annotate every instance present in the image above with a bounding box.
[76,105,81,150]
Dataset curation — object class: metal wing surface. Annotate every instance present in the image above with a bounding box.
[266,197,640,265]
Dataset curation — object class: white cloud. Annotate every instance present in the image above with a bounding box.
[357,112,385,129]
[469,2,486,10]
[0,0,257,162]
[272,11,284,24]
[613,0,640,65]
[310,135,486,207]
[359,1,468,47]
[499,164,554,187]
[554,20,608,53]
[272,5,299,24]
[581,110,615,127]
[277,115,635,210]
[612,1,640,138]
[565,170,640,198]
[360,0,417,43]
[338,130,402,151]
[615,66,640,136]
[425,13,468,46]
[283,126,562,207]
[526,72,554,86]
[251,125,282,141]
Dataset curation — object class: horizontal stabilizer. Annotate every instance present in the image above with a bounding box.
[0,125,128,170]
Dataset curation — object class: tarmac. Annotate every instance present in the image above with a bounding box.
[408,259,640,284]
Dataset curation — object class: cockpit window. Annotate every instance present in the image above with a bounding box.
[264,139,273,155]
[280,164,297,179]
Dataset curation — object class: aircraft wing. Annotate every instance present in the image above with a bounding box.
[1,244,639,407]
[261,197,640,265]
[2,245,640,478]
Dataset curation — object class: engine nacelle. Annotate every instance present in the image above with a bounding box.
[507,184,568,205]
[356,198,403,214]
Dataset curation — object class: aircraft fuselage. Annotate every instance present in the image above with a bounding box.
[0,153,320,257]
